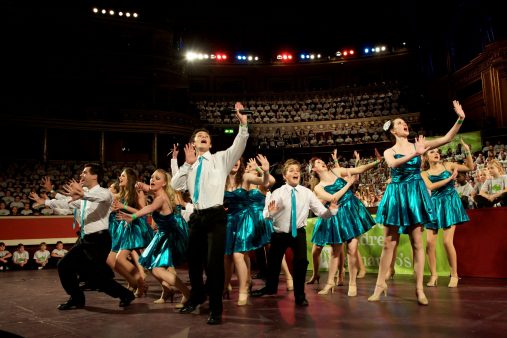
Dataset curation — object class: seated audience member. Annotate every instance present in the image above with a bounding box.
[12,243,29,270]
[455,172,474,209]
[475,160,507,208]
[0,242,12,271]
[34,242,50,270]
[50,241,68,268]
[10,206,20,216]
[20,203,34,216]
[0,202,9,216]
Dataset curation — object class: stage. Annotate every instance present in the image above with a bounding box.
[0,269,505,338]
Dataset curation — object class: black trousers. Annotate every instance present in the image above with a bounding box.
[265,227,308,301]
[58,230,129,303]
[475,192,507,208]
[187,206,227,315]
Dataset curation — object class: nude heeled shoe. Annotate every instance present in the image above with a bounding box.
[286,278,294,291]
[347,284,357,297]
[356,269,366,279]
[237,291,249,306]
[368,283,388,302]
[175,294,189,309]
[416,289,429,305]
[448,276,459,288]
[426,276,438,287]
[318,283,335,295]
[154,286,175,304]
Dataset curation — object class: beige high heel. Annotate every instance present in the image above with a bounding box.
[154,286,175,304]
[426,276,438,287]
[356,269,366,279]
[368,283,388,302]
[347,284,357,297]
[286,278,294,291]
[175,294,189,309]
[318,283,335,295]
[134,279,148,297]
[448,276,459,288]
[237,291,249,306]
[416,289,429,305]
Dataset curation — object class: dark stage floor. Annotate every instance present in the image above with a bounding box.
[1,269,506,338]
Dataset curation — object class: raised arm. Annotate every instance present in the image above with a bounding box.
[447,139,474,172]
[117,195,165,224]
[221,102,249,172]
[424,100,466,150]
[347,148,383,175]
[171,143,195,191]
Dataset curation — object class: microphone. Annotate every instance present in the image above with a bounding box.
[229,108,253,114]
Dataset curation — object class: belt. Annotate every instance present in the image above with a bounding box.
[193,205,224,214]
[84,230,109,237]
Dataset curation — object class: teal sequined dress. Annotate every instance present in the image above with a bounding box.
[312,177,375,245]
[376,153,436,234]
[224,188,250,255]
[139,207,189,268]
[108,211,123,252]
[246,189,273,250]
[117,214,154,251]
[425,170,470,229]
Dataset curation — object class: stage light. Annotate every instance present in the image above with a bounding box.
[364,48,370,53]
[92,8,98,13]
[133,13,138,18]
[109,10,115,15]
[126,12,131,17]
[118,11,123,16]
[101,9,106,14]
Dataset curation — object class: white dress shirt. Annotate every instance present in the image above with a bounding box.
[264,183,337,234]
[46,185,112,235]
[171,125,248,210]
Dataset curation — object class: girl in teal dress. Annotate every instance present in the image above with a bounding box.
[309,150,380,297]
[422,138,474,288]
[223,155,274,306]
[111,168,152,297]
[369,100,466,306]
[118,169,190,307]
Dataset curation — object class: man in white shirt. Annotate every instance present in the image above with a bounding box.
[36,163,135,310]
[251,159,338,306]
[171,103,248,325]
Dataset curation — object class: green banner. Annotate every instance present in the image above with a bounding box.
[427,130,482,154]
[306,217,451,276]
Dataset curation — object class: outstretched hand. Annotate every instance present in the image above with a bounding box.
[256,154,270,172]
[171,143,179,160]
[453,100,465,119]
[29,191,46,207]
[415,135,430,155]
[62,179,84,201]
[40,176,53,192]
[267,200,279,214]
[374,148,382,162]
[183,143,198,165]
[116,211,133,225]
[234,101,248,126]
[460,138,470,152]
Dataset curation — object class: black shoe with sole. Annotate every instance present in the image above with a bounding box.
[119,291,135,307]
[295,297,309,306]
[57,298,85,310]
[207,313,222,325]
[250,287,276,297]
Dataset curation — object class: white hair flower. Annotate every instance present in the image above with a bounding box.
[383,120,391,131]
[307,164,313,174]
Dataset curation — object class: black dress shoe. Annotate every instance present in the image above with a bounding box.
[57,298,85,310]
[250,287,276,297]
[207,313,222,325]
[295,297,309,306]
[179,303,200,314]
[119,291,135,307]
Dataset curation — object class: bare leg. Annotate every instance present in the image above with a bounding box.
[336,245,345,286]
[426,229,439,286]
[409,225,428,305]
[346,238,358,296]
[307,245,322,284]
[152,267,190,304]
[318,244,341,295]
[130,250,147,282]
[385,243,398,280]
[115,250,143,295]
[368,225,399,301]
[223,255,233,299]
[443,226,459,287]
[356,249,366,278]
[233,252,249,305]
[281,254,293,291]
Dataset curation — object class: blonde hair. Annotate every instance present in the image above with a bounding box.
[487,159,505,175]
[282,159,301,176]
[154,169,177,210]
[308,157,320,191]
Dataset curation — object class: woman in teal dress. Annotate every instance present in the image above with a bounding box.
[118,168,190,307]
[422,138,473,288]
[112,168,153,297]
[223,155,274,306]
[309,151,379,297]
[369,100,466,306]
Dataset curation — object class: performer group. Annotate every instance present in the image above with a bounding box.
[32,100,471,324]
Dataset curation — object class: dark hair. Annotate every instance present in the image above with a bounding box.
[84,163,104,184]
[0,242,5,246]
[17,243,24,249]
[119,168,139,209]
[189,128,211,144]
[225,157,245,189]
[56,241,63,245]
